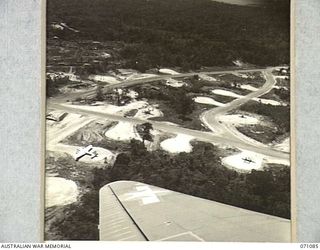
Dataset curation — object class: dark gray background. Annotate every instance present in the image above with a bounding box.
[0,0,319,243]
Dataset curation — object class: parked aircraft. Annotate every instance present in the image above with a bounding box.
[75,145,98,161]
[242,157,255,163]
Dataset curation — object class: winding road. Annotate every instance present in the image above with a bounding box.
[201,69,277,148]
[47,67,289,161]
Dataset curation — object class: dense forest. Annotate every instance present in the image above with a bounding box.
[47,0,290,70]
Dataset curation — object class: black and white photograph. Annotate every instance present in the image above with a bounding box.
[45,0,291,242]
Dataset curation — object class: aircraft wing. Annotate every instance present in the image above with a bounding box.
[75,151,86,160]
[99,181,291,242]
[75,147,92,160]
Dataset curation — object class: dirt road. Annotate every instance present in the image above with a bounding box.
[201,69,278,149]
[47,67,289,161]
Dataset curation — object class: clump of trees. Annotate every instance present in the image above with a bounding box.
[240,101,290,134]
[137,122,154,144]
[95,86,104,101]
[46,75,69,97]
[50,191,99,240]
[169,88,195,117]
[186,78,208,93]
[274,88,290,102]
[135,85,195,117]
[91,87,132,106]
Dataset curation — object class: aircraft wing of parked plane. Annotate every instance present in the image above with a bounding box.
[99,181,291,242]
[75,145,97,161]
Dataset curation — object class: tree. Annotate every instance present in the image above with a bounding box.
[246,170,275,199]
[46,76,59,97]
[129,139,146,156]
[140,122,154,145]
[170,88,195,116]
[95,86,104,101]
